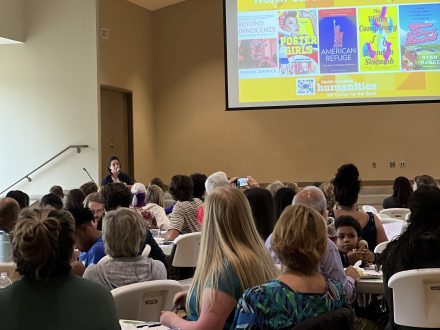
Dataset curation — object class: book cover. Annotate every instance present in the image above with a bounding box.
[399,3,440,71]
[278,9,319,75]
[319,8,359,74]
[359,6,400,72]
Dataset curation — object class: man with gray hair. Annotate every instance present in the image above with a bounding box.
[265,186,359,303]
[195,171,230,224]
[205,171,229,195]
[0,197,20,233]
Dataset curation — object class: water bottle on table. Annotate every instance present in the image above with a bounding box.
[0,272,12,288]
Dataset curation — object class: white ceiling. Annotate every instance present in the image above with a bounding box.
[127,0,187,11]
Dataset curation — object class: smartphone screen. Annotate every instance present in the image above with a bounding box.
[237,177,248,187]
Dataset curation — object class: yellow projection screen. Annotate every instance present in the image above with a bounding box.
[224,0,440,109]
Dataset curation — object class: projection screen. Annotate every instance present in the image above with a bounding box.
[224,0,440,109]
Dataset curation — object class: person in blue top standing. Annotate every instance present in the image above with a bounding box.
[69,207,105,267]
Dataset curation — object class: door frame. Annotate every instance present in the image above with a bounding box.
[99,85,134,181]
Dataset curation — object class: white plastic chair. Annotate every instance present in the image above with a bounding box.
[404,212,411,221]
[373,241,389,254]
[362,205,378,215]
[388,268,440,328]
[111,280,183,322]
[379,208,410,220]
[171,232,202,268]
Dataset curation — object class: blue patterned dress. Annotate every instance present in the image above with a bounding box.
[232,277,347,329]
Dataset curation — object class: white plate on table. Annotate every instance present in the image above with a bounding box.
[119,319,169,329]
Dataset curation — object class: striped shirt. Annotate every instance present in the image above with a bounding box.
[169,199,203,233]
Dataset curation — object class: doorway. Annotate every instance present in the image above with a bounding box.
[100,86,134,184]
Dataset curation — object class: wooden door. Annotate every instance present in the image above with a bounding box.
[100,87,133,183]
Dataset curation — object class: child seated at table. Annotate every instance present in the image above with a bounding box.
[335,216,375,267]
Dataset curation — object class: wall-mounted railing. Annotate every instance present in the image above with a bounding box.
[0,144,89,195]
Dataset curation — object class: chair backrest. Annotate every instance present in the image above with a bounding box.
[293,307,354,329]
[379,208,410,220]
[111,280,183,322]
[171,232,202,267]
[362,205,378,215]
[142,244,151,257]
[388,268,440,328]
[404,212,411,221]
[373,241,389,254]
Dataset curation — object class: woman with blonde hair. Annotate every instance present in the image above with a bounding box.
[160,186,277,329]
[0,208,120,329]
[144,184,170,230]
[233,205,348,329]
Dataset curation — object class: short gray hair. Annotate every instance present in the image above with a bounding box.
[292,186,327,215]
[205,171,229,195]
[102,208,146,258]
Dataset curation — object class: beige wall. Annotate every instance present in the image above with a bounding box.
[0,0,99,196]
[0,0,24,42]
[99,0,155,184]
[151,0,439,184]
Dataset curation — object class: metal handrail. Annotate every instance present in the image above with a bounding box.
[0,144,89,195]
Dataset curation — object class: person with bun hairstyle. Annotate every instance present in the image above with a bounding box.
[0,208,120,329]
[330,164,388,251]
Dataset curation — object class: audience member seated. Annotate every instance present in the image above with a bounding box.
[266,186,359,304]
[79,181,98,197]
[49,185,64,200]
[101,183,167,267]
[244,187,276,241]
[413,174,439,190]
[131,183,157,229]
[382,176,412,209]
[233,204,348,329]
[40,193,63,210]
[330,164,388,251]
[5,190,29,210]
[160,187,277,329]
[335,216,375,267]
[0,197,20,233]
[190,173,207,201]
[150,177,174,210]
[319,181,336,211]
[0,208,120,329]
[64,188,85,210]
[274,187,296,220]
[69,207,105,268]
[84,208,167,290]
[380,185,440,330]
[101,155,134,186]
[83,192,104,230]
[197,171,231,224]
[266,180,285,196]
[162,175,203,241]
[285,181,300,194]
[144,184,170,230]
